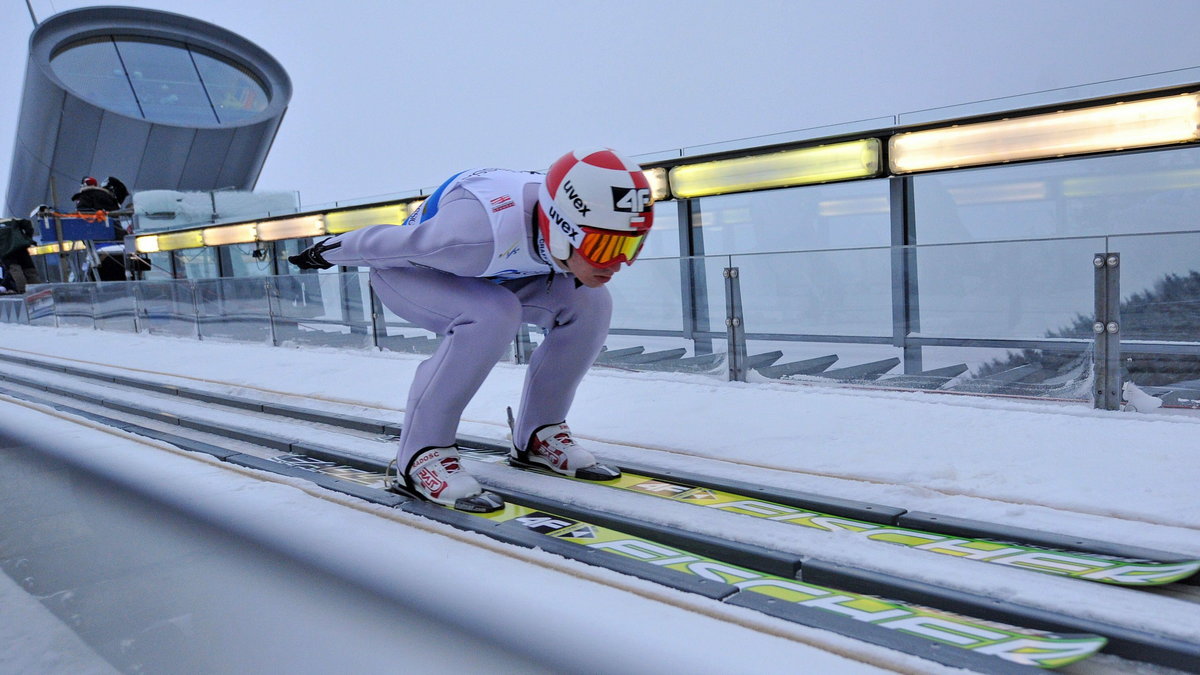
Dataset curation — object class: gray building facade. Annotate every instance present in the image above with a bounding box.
[5,6,292,218]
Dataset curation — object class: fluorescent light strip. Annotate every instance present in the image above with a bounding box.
[669,139,881,199]
[890,93,1200,174]
[256,215,325,241]
[324,204,409,234]
[643,168,670,201]
[203,223,258,246]
[156,230,204,251]
[134,235,160,253]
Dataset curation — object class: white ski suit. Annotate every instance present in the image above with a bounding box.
[319,168,612,466]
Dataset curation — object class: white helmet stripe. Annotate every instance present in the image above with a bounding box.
[539,181,583,261]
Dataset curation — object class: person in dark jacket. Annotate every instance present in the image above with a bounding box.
[0,218,39,293]
[71,177,121,212]
[71,177,127,239]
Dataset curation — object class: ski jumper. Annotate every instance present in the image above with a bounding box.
[319,168,612,467]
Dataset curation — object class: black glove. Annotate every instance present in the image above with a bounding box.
[288,238,341,270]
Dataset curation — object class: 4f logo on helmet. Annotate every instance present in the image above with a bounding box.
[612,187,651,213]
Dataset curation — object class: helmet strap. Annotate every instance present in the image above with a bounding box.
[532,210,558,266]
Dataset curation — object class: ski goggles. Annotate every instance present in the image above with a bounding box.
[575,227,648,269]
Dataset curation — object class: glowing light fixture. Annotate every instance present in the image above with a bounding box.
[669,139,881,198]
[30,242,76,256]
[642,168,670,201]
[256,215,325,241]
[156,230,204,251]
[134,235,160,253]
[203,223,257,246]
[324,204,409,234]
[890,93,1200,174]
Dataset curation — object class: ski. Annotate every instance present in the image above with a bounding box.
[267,451,1106,669]
[464,452,1200,587]
[481,503,1107,670]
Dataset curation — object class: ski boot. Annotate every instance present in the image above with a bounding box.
[387,446,504,513]
[507,409,620,480]
[287,237,342,270]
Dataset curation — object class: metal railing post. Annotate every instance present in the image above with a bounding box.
[265,278,280,347]
[89,283,98,331]
[369,283,383,349]
[191,280,203,340]
[1093,252,1121,409]
[513,325,534,364]
[724,266,747,382]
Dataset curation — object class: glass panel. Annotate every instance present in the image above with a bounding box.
[51,283,96,328]
[268,271,373,350]
[140,252,173,280]
[377,301,441,355]
[49,38,142,118]
[913,238,1104,340]
[732,248,896,385]
[116,38,217,125]
[680,116,895,156]
[222,244,274,277]
[194,277,271,343]
[1109,231,1200,408]
[736,248,894,337]
[913,147,1200,244]
[25,287,56,327]
[174,248,218,280]
[898,67,1200,126]
[601,256,723,376]
[275,239,311,276]
[191,49,268,124]
[93,281,137,332]
[901,344,1094,401]
[640,200,680,259]
[695,180,891,256]
[133,280,198,338]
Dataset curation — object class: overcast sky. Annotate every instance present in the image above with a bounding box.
[2,0,1199,208]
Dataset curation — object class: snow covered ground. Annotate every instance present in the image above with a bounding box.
[1,322,1198,672]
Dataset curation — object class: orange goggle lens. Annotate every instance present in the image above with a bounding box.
[576,228,647,268]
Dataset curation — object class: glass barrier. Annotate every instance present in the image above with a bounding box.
[913,238,1104,341]
[266,271,374,351]
[173,247,218,279]
[376,297,441,356]
[1107,230,1200,407]
[133,280,200,338]
[734,248,894,337]
[728,247,901,386]
[7,232,1197,406]
[51,282,96,328]
[694,180,892,256]
[194,277,272,344]
[93,281,138,333]
[222,244,277,278]
[602,256,725,377]
[678,116,896,157]
[911,147,1200,245]
[897,66,1200,126]
[906,238,1102,400]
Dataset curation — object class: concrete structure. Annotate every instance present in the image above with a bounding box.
[5,6,291,218]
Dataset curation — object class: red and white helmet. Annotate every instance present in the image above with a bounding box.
[538,148,654,267]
